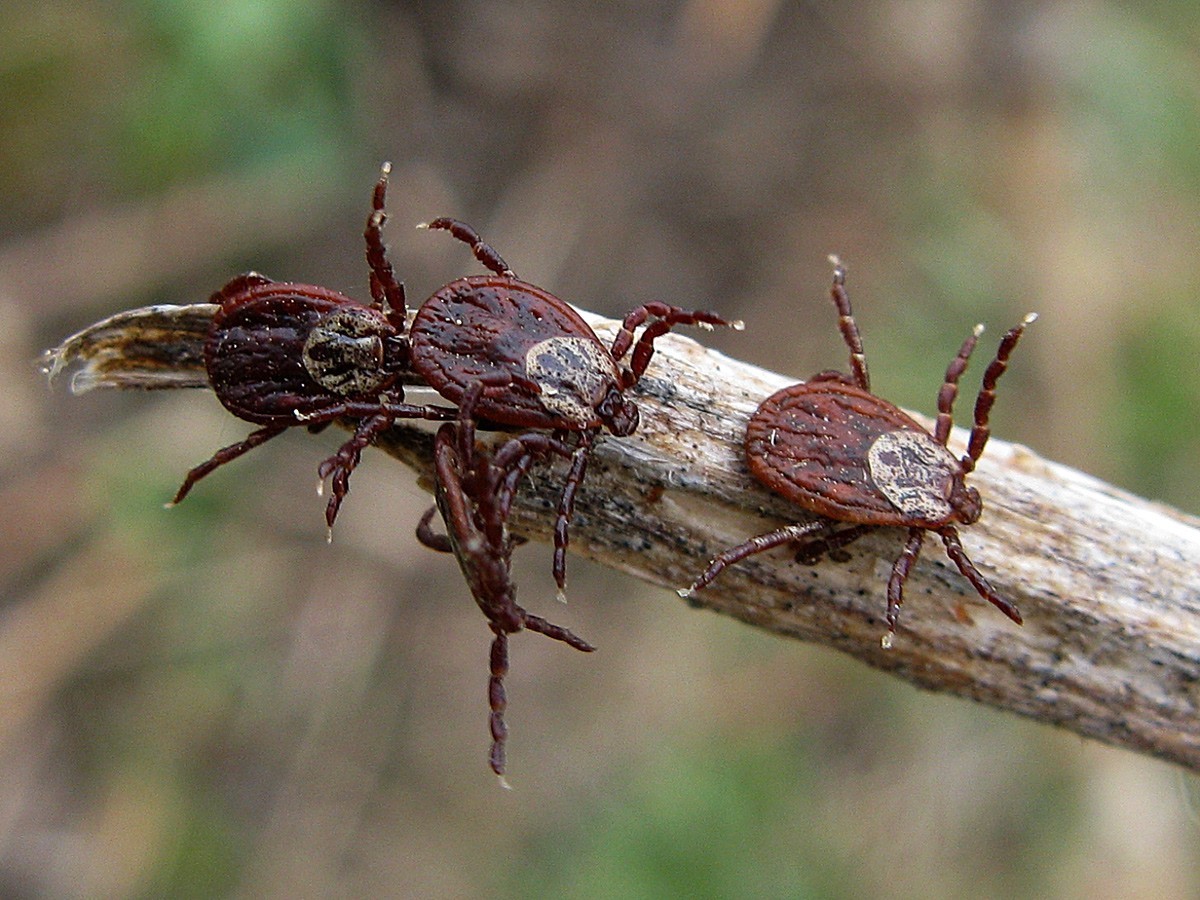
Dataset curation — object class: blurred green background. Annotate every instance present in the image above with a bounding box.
[4,1,1200,897]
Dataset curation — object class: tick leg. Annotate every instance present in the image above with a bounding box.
[825,257,871,391]
[485,428,583,596]
[886,528,926,633]
[415,505,453,553]
[961,313,1037,473]
[316,412,397,531]
[939,526,1023,624]
[421,218,514,278]
[791,524,874,565]
[522,611,596,653]
[171,423,288,506]
[551,438,591,600]
[682,521,828,596]
[486,627,511,782]
[610,302,742,382]
[294,400,458,424]
[365,162,407,329]
[933,325,982,446]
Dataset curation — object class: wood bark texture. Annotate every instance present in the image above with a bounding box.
[45,303,1200,774]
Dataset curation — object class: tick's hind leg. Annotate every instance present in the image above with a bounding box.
[415,505,453,553]
[486,627,511,783]
[522,610,596,654]
[489,428,588,601]
[171,423,288,506]
[939,526,1022,624]
[420,218,514,278]
[681,521,828,597]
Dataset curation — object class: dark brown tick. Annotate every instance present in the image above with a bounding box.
[170,164,455,533]
[683,257,1035,646]
[410,217,743,599]
[417,382,594,784]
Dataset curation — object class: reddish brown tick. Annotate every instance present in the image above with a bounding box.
[410,218,743,598]
[417,382,593,783]
[683,257,1035,644]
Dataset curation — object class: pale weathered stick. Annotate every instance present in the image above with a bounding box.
[45,304,1200,774]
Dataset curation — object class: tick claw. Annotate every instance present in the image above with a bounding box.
[881,632,894,650]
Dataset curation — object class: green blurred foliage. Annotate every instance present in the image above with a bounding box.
[110,0,359,192]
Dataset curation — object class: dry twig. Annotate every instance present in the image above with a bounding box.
[45,303,1200,774]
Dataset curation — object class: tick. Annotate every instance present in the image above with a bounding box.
[410,218,743,598]
[683,258,1035,643]
[174,162,740,579]
[417,382,594,783]
[171,164,455,531]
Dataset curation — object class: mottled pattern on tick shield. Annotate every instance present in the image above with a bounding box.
[685,258,1035,644]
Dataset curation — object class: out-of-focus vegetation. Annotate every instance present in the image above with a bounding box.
[3,1,1199,897]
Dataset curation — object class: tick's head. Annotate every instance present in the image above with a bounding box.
[597,386,639,436]
[302,307,396,396]
[949,481,983,525]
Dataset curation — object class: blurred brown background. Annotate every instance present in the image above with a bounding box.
[4,1,1200,897]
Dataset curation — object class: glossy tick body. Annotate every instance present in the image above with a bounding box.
[171,165,455,530]
[417,382,594,783]
[685,258,1035,641]
[412,218,742,598]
